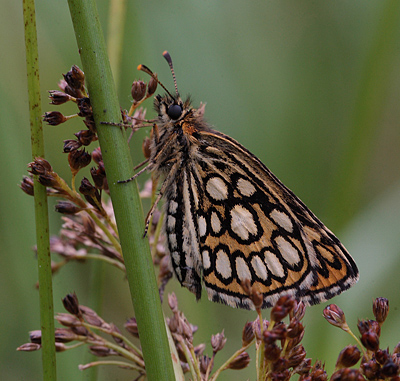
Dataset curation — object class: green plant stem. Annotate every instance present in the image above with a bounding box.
[22,0,56,379]
[67,1,175,379]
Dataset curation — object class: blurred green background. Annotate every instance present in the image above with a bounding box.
[2,1,400,380]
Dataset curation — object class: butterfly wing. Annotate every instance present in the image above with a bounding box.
[164,128,359,310]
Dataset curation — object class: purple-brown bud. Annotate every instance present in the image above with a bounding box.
[55,201,82,215]
[168,293,179,313]
[375,349,389,365]
[381,360,399,378]
[360,359,380,379]
[242,321,255,346]
[361,331,380,352]
[336,345,361,368]
[77,97,92,117]
[43,111,68,126]
[83,117,96,133]
[48,90,73,105]
[147,77,157,97]
[17,343,41,351]
[54,328,79,343]
[211,331,227,354]
[62,293,81,318]
[199,355,212,375]
[323,304,346,329]
[75,129,97,146]
[125,317,139,338]
[28,158,52,176]
[29,330,42,344]
[68,149,91,173]
[271,295,295,322]
[89,345,118,357]
[287,318,304,339]
[288,345,306,368]
[227,352,251,370]
[358,319,381,337]
[55,313,81,327]
[20,176,34,196]
[91,147,103,164]
[373,297,389,324]
[131,80,147,102]
[64,65,85,91]
[63,139,82,153]
[331,368,364,381]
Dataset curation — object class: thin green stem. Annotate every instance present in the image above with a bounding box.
[23,0,56,379]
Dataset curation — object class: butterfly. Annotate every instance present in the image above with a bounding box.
[124,51,359,310]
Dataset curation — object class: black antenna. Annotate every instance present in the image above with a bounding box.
[137,63,175,99]
[162,51,179,97]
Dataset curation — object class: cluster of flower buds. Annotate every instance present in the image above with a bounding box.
[323,297,399,380]
[165,292,250,379]
[18,293,145,374]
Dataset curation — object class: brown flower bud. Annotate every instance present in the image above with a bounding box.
[264,341,281,362]
[253,318,269,341]
[125,317,139,338]
[55,313,81,327]
[84,117,96,133]
[361,359,380,379]
[75,129,96,146]
[323,304,346,329]
[358,319,381,337]
[373,297,389,324]
[131,80,147,102]
[381,360,399,378]
[194,343,206,357]
[168,293,179,313]
[90,166,106,189]
[375,348,389,365]
[48,90,72,105]
[77,97,92,117]
[147,77,157,97]
[29,330,42,344]
[28,157,52,175]
[20,176,34,196]
[271,295,295,322]
[227,352,251,370]
[64,65,85,91]
[211,331,227,354]
[68,149,91,173]
[63,139,82,153]
[336,345,361,368]
[287,318,304,339]
[62,293,81,317]
[92,147,103,164]
[43,111,68,126]
[80,305,106,327]
[79,177,97,197]
[54,328,79,343]
[294,358,312,375]
[55,201,81,215]
[291,301,306,321]
[288,345,306,368]
[17,343,41,351]
[361,331,380,352]
[89,345,118,357]
[331,368,364,381]
[199,355,212,375]
[242,321,255,346]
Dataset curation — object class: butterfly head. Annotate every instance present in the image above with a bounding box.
[138,51,196,124]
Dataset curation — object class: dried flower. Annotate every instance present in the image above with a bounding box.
[336,345,361,368]
[131,80,147,102]
[211,331,227,354]
[373,297,389,324]
[323,304,346,329]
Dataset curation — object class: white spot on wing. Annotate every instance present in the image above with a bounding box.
[167,215,176,230]
[169,200,178,214]
[237,178,256,197]
[172,251,180,265]
[264,250,285,278]
[202,250,211,269]
[276,236,301,265]
[211,211,221,233]
[230,205,258,240]
[206,177,228,201]
[236,257,252,282]
[198,216,207,237]
[169,233,177,250]
[216,249,232,279]
[270,209,293,233]
[251,256,268,281]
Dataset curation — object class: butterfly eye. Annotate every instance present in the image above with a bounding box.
[167,104,183,120]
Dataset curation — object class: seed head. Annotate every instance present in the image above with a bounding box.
[323,304,346,329]
[373,297,389,324]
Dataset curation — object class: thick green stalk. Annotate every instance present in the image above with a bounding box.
[67,1,175,379]
[22,0,56,379]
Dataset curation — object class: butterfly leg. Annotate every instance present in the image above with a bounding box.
[117,165,149,184]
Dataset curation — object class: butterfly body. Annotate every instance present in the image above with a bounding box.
[144,88,358,310]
